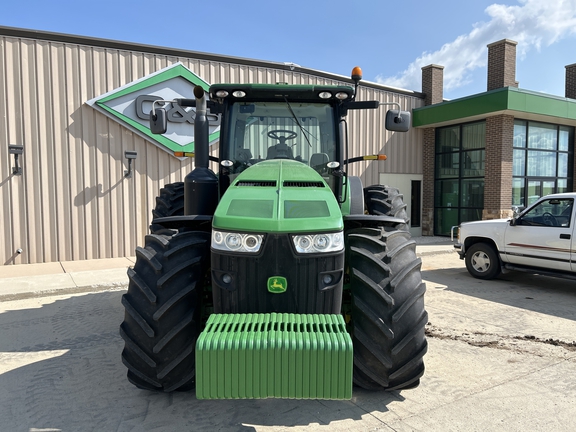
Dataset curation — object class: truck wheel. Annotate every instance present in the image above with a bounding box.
[347,226,428,391]
[119,229,210,392]
[465,242,501,280]
[364,185,409,229]
[150,182,184,233]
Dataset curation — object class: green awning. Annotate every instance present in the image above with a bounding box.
[413,87,576,128]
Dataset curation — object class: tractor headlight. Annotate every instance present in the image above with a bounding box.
[212,230,264,253]
[292,232,344,253]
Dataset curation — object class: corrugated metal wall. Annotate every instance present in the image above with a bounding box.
[0,32,423,265]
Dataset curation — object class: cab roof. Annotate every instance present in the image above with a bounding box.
[209,83,354,102]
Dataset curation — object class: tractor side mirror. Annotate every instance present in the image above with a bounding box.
[385,110,411,132]
[150,107,167,134]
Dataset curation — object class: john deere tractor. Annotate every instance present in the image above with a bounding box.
[120,67,427,399]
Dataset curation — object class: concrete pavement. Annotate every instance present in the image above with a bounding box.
[0,236,455,301]
[1,240,575,431]
[0,256,136,302]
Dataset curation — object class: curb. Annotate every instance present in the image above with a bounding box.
[0,246,456,302]
[416,248,457,257]
[0,282,128,302]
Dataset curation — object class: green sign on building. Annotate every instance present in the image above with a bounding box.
[87,62,220,155]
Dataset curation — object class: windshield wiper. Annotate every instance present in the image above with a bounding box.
[283,96,312,147]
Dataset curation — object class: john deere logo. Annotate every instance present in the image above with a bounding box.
[268,277,287,294]
[86,62,220,155]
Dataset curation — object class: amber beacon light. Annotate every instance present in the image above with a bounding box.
[351,66,363,83]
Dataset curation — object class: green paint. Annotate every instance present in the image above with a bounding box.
[339,178,353,216]
[413,87,576,128]
[195,313,353,399]
[213,160,344,233]
[227,199,275,218]
[284,200,330,218]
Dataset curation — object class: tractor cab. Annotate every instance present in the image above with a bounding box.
[211,83,353,199]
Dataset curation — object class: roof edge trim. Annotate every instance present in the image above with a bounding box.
[413,87,576,128]
[0,25,423,99]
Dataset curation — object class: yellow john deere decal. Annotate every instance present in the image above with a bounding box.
[268,277,287,294]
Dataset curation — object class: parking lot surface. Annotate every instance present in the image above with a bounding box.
[1,246,575,431]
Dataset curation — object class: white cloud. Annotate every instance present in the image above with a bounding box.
[376,0,576,92]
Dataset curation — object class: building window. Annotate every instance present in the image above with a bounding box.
[411,180,421,228]
[434,121,485,235]
[513,120,574,209]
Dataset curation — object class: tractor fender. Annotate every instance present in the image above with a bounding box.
[343,214,406,230]
[150,215,213,231]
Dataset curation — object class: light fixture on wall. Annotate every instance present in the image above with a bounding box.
[8,145,24,175]
[124,150,137,178]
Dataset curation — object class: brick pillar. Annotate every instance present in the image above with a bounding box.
[569,63,576,191]
[420,65,443,235]
[566,63,576,99]
[421,65,444,106]
[483,115,514,219]
[573,132,576,192]
[564,63,576,191]
[422,128,435,235]
[487,39,518,91]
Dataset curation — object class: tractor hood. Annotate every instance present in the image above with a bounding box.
[213,160,343,233]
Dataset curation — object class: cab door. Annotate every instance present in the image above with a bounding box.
[504,197,574,272]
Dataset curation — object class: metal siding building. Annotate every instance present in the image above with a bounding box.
[0,27,424,265]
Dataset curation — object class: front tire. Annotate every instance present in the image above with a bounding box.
[465,242,501,280]
[347,226,427,391]
[120,229,210,392]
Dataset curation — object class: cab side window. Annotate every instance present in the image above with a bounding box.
[519,198,573,227]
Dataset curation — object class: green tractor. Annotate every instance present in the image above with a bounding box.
[120,67,427,399]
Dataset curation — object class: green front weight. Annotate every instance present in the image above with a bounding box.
[196,313,353,400]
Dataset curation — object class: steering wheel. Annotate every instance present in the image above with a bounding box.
[542,212,558,226]
[267,130,297,145]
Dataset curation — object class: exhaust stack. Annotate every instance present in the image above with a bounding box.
[184,86,218,216]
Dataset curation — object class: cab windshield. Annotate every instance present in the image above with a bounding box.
[224,101,337,175]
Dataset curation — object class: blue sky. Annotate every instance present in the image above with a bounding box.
[1,0,576,100]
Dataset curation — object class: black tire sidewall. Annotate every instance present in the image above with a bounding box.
[465,242,501,280]
[346,225,427,390]
[120,229,210,392]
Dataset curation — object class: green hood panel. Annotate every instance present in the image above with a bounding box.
[213,160,343,233]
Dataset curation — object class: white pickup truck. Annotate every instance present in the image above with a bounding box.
[453,193,576,280]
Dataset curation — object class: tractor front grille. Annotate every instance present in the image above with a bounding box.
[211,234,344,314]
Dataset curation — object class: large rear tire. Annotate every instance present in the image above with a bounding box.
[150,182,185,233]
[120,229,210,392]
[347,226,427,390]
[364,185,409,230]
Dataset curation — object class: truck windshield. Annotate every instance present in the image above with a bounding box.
[224,101,337,175]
